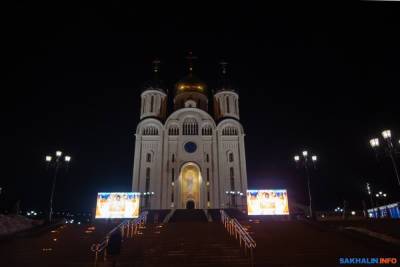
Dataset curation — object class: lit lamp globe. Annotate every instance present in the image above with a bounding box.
[382,130,391,139]
[369,138,379,148]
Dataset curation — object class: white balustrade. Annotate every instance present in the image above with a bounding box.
[220,210,256,266]
[91,211,148,263]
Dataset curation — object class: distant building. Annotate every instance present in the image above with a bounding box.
[368,202,400,219]
[132,56,248,209]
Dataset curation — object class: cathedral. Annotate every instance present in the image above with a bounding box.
[132,56,248,210]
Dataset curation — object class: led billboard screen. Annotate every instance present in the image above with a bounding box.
[247,189,289,215]
[95,192,140,219]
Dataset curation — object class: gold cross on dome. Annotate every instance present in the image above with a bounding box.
[220,61,228,75]
[186,51,197,72]
[152,59,161,73]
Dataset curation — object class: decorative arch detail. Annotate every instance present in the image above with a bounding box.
[222,126,238,136]
[168,124,180,135]
[142,126,159,135]
[183,117,198,135]
[201,124,213,135]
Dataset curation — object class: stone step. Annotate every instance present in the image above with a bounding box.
[114,221,249,267]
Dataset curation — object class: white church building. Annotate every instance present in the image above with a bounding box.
[132,57,248,210]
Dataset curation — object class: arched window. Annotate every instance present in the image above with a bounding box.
[206,154,209,162]
[229,167,235,190]
[172,154,175,162]
[145,167,151,191]
[222,126,238,136]
[183,118,198,135]
[202,125,212,136]
[185,99,196,108]
[171,168,175,182]
[226,96,230,113]
[169,126,179,136]
[145,167,151,208]
[229,152,234,162]
[207,168,210,182]
[150,95,154,113]
[142,126,159,135]
[235,99,238,115]
[146,153,151,162]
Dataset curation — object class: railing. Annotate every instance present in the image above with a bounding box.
[203,209,213,222]
[220,210,256,266]
[91,211,148,264]
[162,209,175,223]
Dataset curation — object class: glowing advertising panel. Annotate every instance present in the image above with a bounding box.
[95,192,140,219]
[247,189,289,215]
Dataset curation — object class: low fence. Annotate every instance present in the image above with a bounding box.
[368,202,400,219]
[220,210,256,266]
[91,211,148,263]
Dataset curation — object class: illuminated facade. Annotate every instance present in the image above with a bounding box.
[132,58,248,209]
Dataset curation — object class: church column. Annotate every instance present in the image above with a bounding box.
[132,134,142,192]
[238,134,248,209]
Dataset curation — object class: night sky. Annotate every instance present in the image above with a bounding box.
[3,4,399,213]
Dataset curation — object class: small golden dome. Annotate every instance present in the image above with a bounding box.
[175,74,207,95]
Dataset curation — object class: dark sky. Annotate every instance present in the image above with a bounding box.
[2,3,400,213]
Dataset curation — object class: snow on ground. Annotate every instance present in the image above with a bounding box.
[0,214,43,236]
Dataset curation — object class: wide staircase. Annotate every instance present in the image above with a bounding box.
[115,210,250,267]
[96,209,399,267]
[144,209,171,223]
[240,219,395,267]
[169,209,207,222]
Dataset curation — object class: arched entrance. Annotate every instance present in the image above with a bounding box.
[180,162,201,209]
[186,200,195,209]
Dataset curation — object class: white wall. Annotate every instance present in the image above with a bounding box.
[132,105,247,210]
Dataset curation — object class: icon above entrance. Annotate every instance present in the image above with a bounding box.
[180,162,201,209]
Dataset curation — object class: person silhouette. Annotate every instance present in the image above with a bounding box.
[107,228,122,267]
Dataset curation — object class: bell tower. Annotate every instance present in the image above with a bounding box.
[140,59,167,120]
[213,62,240,120]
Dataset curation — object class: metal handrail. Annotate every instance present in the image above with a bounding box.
[220,210,256,266]
[91,211,148,263]
[163,209,175,223]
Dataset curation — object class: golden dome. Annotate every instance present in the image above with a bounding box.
[175,74,207,95]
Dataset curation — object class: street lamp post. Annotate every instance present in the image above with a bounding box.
[225,191,233,208]
[375,191,388,206]
[294,150,318,219]
[366,182,375,209]
[45,150,71,222]
[238,192,245,210]
[142,191,154,210]
[370,129,400,188]
[224,191,243,208]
